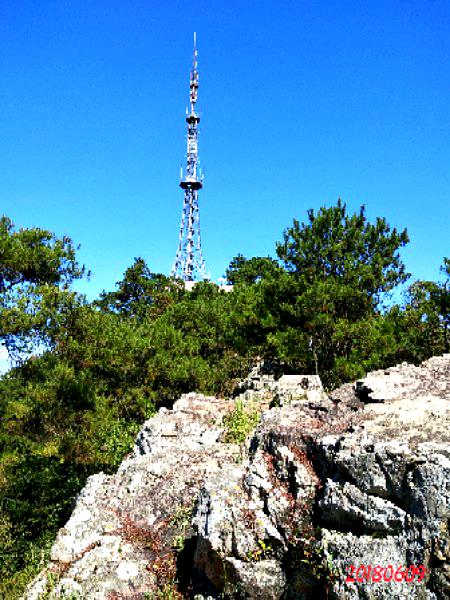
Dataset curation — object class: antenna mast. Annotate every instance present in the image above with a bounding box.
[171,33,208,282]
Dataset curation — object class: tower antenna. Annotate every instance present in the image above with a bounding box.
[171,34,208,282]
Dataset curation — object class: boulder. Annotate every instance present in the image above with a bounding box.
[24,355,450,599]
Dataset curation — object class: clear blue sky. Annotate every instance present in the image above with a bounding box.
[1,0,449,301]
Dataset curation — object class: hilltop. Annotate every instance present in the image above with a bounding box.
[1,202,449,597]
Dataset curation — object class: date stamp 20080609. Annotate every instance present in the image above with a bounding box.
[345,564,428,584]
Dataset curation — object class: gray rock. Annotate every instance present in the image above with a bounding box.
[319,479,406,533]
[24,393,240,599]
[224,559,286,598]
[24,355,450,599]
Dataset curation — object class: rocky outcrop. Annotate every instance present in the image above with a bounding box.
[25,356,450,599]
[24,393,246,599]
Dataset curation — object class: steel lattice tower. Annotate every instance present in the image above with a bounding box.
[171,33,208,282]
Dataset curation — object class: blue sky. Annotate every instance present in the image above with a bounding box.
[1,0,449,305]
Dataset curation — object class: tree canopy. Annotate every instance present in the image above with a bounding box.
[0,217,86,359]
[276,199,410,303]
[96,257,183,320]
[226,255,282,285]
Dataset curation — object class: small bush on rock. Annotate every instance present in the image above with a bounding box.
[222,398,261,444]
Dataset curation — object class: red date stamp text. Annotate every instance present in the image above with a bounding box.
[345,564,427,584]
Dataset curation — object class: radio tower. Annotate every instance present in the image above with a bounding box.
[171,33,208,282]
